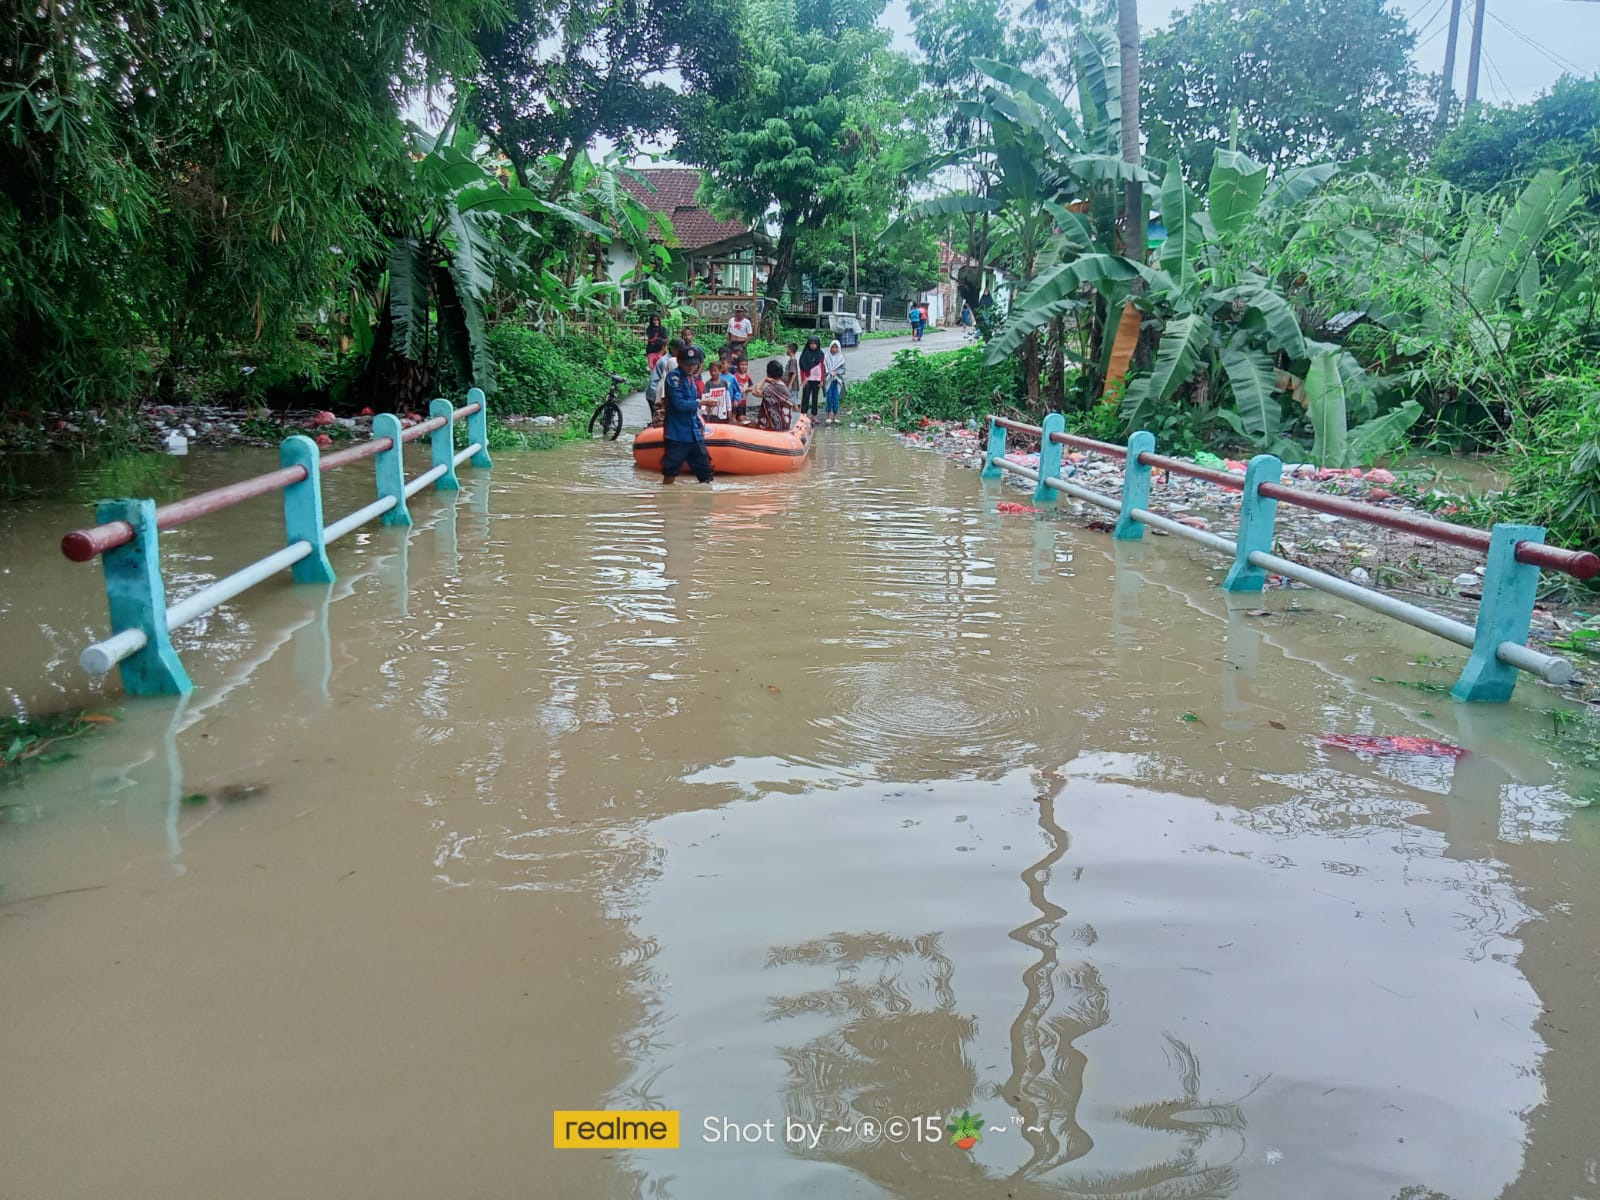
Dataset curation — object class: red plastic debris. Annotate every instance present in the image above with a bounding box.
[996,501,1044,514]
[312,410,337,427]
[357,406,375,417]
[315,433,333,449]
[1363,468,1397,484]
[1321,734,1466,759]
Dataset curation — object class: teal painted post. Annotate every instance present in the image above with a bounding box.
[465,387,492,469]
[981,418,1005,479]
[371,414,413,526]
[97,498,192,696]
[280,435,335,584]
[1114,430,1156,540]
[430,398,460,491]
[1221,454,1283,592]
[1452,523,1544,703]
[1034,414,1065,504]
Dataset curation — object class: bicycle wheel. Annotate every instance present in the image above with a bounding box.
[588,405,605,437]
[602,402,623,441]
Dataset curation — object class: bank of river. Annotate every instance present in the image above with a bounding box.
[2,399,1600,1198]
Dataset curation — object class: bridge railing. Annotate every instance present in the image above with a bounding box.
[61,391,493,697]
[983,414,1599,702]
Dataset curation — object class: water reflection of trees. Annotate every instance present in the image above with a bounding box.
[761,783,1248,1199]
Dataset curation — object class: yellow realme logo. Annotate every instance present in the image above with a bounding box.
[553,1110,681,1149]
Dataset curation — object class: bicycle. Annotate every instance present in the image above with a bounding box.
[588,372,628,440]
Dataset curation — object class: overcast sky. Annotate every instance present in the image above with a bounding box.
[880,0,1599,104]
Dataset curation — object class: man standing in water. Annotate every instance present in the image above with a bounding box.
[660,357,714,485]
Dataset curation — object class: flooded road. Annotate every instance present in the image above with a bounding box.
[2,433,1599,1199]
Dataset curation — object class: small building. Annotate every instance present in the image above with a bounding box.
[611,168,768,322]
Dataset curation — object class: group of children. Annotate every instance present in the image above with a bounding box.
[644,326,849,432]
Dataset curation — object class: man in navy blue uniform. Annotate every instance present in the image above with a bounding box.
[661,358,715,485]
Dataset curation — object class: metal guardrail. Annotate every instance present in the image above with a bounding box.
[984,414,1595,702]
[62,392,492,696]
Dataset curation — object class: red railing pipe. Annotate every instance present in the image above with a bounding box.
[1255,481,1599,579]
[63,425,416,563]
[400,415,448,444]
[62,465,311,562]
[989,415,1600,581]
[1136,450,1232,486]
[318,436,392,472]
[1049,430,1128,460]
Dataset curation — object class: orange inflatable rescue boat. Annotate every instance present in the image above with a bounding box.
[633,415,814,475]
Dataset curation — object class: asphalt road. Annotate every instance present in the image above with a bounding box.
[616,328,972,429]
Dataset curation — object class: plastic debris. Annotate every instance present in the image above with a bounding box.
[996,501,1044,514]
[1194,451,1227,469]
[1349,566,1370,583]
[1321,734,1466,758]
[1452,573,1479,587]
[163,431,188,455]
[1363,467,1397,484]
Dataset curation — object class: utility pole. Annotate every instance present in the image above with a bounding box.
[851,222,859,294]
[1464,0,1487,107]
[1437,0,1463,125]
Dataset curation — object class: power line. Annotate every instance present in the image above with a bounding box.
[1414,0,1452,40]
[1486,10,1587,78]
[1482,48,1514,105]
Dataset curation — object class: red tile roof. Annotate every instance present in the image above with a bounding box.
[619,168,753,251]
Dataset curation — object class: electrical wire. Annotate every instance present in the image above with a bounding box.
[1413,0,1452,42]
[1481,47,1514,105]
[1486,10,1588,78]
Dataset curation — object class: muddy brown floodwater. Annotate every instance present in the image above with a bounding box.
[3,433,1600,1200]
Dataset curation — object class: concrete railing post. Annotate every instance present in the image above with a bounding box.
[1034,413,1065,504]
[372,414,413,526]
[1114,430,1155,540]
[430,398,461,491]
[96,498,192,696]
[1222,454,1283,592]
[1453,523,1545,703]
[981,418,1005,480]
[465,387,493,469]
[280,435,336,584]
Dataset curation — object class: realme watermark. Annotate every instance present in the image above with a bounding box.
[553,1111,681,1149]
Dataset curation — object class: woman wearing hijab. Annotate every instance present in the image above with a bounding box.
[822,339,847,427]
[798,335,825,418]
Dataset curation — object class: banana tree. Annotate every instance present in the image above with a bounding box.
[1109,148,1419,464]
[1276,167,1590,424]
[350,103,611,411]
[906,20,1144,408]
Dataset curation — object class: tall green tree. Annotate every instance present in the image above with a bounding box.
[794,218,941,299]
[472,0,738,191]
[0,0,496,411]
[1431,75,1600,202]
[1141,0,1429,186]
[911,23,1142,406]
[909,0,1044,151]
[678,0,920,320]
